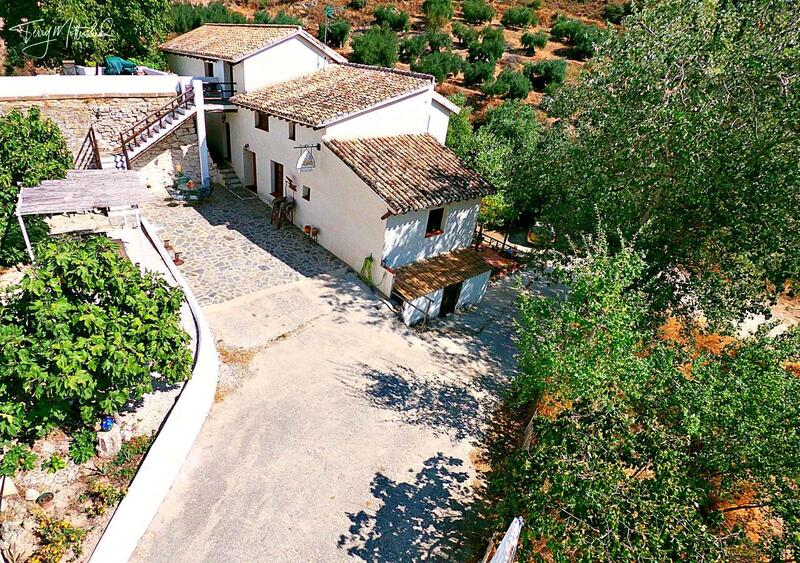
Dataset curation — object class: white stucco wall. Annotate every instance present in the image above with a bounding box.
[165,53,206,79]
[458,270,490,308]
[226,107,391,291]
[240,36,330,92]
[403,288,443,325]
[383,198,481,269]
[428,98,453,144]
[325,89,433,139]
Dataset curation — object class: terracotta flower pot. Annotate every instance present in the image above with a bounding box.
[304,225,312,234]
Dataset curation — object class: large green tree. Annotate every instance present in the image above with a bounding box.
[0,107,71,266]
[530,0,800,322]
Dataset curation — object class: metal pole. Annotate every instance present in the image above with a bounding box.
[15,195,35,263]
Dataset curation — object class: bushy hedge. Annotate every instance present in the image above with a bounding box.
[0,236,192,442]
[319,20,352,47]
[550,14,604,58]
[462,0,495,24]
[411,50,462,82]
[501,6,537,28]
[350,26,399,66]
[452,22,478,47]
[463,59,496,85]
[482,68,532,98]
[171,2,246,34]
[524,58,566,88]
[602,2,630,23]
[467,25,505,62]
[0,108,71,267]
[520,30,547,53]
[422,0,454,30]
[373,5,409,31]
[400,35,428,62]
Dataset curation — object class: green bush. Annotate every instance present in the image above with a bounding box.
[462,0,494,24]
[411,50,462,82]
[0,236,192,442]
[452,22,478,47]
[602,2,630,23]
[170,2,246,34]
[254,10,302,25]
[482,68,532,98]
[520,30,547,53]
[467,26,505,62]
[0,445,37,477]
[399,35,427,62]
[350,26,399,67]
[422,0,453,30]
[550,15,603,58]
[501,6,537,28]
[69,429,97,465]
[348,0,367,9]
[41,453,67,473]
[525,0,542,8]
[373,5,409,31]
[424,31,453,52]
[318,20,352,47]
[524,58,566,88]
[0,108,71,267]
[463,59,496,85]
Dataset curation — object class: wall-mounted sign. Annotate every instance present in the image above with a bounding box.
[296,149,316,172]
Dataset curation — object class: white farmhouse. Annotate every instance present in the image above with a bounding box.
[160,23,494,325]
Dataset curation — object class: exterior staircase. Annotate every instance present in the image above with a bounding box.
[216,161,257,200]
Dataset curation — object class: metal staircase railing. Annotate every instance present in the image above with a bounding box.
[74,126,102,170]
[119,86,195,169]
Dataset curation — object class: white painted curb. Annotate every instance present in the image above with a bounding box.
[89,218,219,563]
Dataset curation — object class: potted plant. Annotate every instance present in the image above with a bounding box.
[304,225,312,235]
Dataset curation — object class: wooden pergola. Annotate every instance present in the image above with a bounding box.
[14,170,154,262]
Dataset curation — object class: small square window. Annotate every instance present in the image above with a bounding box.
[255,112,269,131]
[302,185,311,201]
[425,208,444,236]
[288,122,296,141]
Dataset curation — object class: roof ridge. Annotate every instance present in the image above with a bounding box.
[203,23,301,28]
[335,61,434,83]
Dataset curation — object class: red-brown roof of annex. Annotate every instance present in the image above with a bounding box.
[160,24,302,63]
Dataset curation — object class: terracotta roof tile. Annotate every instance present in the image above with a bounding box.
[160,24,299,62]
[230,63,432,127]
[325,134,494,214]
[393,248,492,300]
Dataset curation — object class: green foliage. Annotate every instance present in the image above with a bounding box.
[467,26,505,63]
[533,0,800,322]
[0,444,37,477]
[520,30,547,53]
[81,481,126,517]
[68,429,97,465]
[318,19,351,47]
[399,36,427,63]
[487,235,800,560]
[422,0,453,30]
[401,32,453,64]
[373,5,409,31]
[348,0,367,9]
[0,108,71,267]
[254,10,302,25]
[462,59,495,85]
[350,26,399,67]
[602,1,630,24]
[171,2,247,34]
[445,94,474,160]
[411,50,462,82]
[424,31,452,52]
[550,14,605,58]
[462,0,494,24]
[500,6,537,28]
[482,68,532,99]
[0,237,192,442]
[451,22,478,47]
[524,58,566,89]
[33,515,85,562]
[41,453,67,473]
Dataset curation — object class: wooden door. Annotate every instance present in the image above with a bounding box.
[272,161,284,197]
[224,123,231,162]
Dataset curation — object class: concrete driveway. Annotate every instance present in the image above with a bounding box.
[131,264,524,562]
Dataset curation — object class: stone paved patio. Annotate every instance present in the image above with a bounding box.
[142,189,345,306]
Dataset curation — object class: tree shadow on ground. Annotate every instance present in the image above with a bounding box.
[338,453,475,562]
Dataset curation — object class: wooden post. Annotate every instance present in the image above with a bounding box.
[15,201,34,263]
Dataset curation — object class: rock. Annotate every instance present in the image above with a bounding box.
[97,425,122,459]
[0,478,17,498]
[0,522,36,563]
[24,489,39,502]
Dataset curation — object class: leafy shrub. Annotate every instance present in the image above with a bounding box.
[170,2,246,34]
[452,22,478,47]
[69,429,97,465]
[350,26,399,67]
[399,35,427,62]
[425,31,453,52]
[411,50,462,82]
[41,453,67,473]
[348,0,367,9]
[33,515,85,563]
[373,5,409,31]
[463,59,496,85]
[0,236,192,442]
[524,58,566,88]
[318,19,352,47]
[525,0,541,8]
[81,481,126,517]
[501,6,537,28]
[0,108,71,267]
[482,68,532,98]
[445,93,474,159]
[254,10,301,25]
[0,444,37,477]
[462,0,494,24]
[467,26,505,62]
[602,2,630,23]
[550,15,603,58]
[422,0,453,30]
[520,30,547,53]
